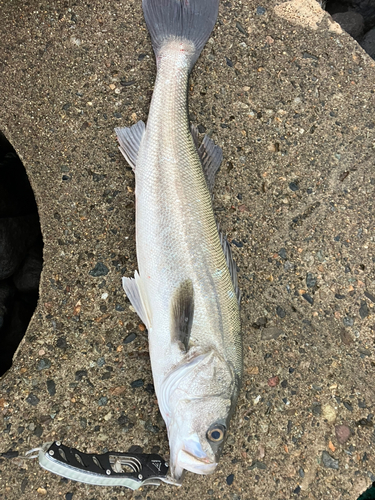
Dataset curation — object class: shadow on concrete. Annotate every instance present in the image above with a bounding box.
[0,132,43,376]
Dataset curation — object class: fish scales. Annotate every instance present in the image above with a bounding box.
[116,0,242,481]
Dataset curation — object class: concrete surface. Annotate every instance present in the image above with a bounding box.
[0,1,374,499]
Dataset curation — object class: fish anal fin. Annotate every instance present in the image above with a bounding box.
[171,280,194,352]
[195,133,223,194]
[122,271,151,330]
[115,121,145,171]
[190,124,200,151]
[219,231,241,306]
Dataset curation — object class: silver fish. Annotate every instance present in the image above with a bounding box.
[116,0,242,481]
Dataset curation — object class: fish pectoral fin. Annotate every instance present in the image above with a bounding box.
[115,121,146,171]
[171,280,194,352]
[219,231,241,306]
[122,271,151,330]
[196,133,223,194]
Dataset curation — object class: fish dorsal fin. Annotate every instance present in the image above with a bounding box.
[191,128,223,194]
[115,121,146,171]
[122,271,151,330]
[219,231,241,306]
[171,279,194,352]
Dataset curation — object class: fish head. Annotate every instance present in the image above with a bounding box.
[160,349,239,480]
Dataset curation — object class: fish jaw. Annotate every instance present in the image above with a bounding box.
[168,430,218,480]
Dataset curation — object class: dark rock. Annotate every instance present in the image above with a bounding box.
[358,347,372,356]
[289,181,299,191]
[302,293,313,305]
[306,273,317,288]
[145,383,155,394]
[356,418,373,427]
[33,424,43,437]
[343,316,354,327]
[236,21,248,36]
[115,303,125,311]
[26,393,40,406]
[278,248,287,260]
[89,262,109,277]
[364,290,375,303]
[256,6,266,15]
[276,306,286,318]
[128,445,143,453]
[56,336,67,349]
[98,396,108,406]
[123,333,137,344]
[359,300,369,319]
[226,473,234,485]
[131,379,144,388]
[343,401,353,412]
[46,379,56,396]
[66,493,74,500]
[311,402,322,416]
[118,414,134,431]
[37,358,51,371]
[248,461,267,470]
[321,451,339,469]
[97,357,105,367]
[335,294,345,299]
[21,478,28,493]
[332,12,364,39]
[1,449,19,459]
[144,419,160,434]
[293,485,301,494]
[75,369,88,381]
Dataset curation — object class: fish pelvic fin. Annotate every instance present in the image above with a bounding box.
[115,121,145,171]
[122,271,151,330]
[171,279,194,352]
[142,0,219,71]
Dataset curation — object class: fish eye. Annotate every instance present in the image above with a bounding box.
[207,424,226,442]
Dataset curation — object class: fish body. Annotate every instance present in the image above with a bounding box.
[116,0,242,481]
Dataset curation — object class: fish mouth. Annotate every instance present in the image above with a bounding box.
[176,449,217,475]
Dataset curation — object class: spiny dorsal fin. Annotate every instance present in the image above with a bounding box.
[191,125,223,194]
[115,121,145,171]
[171,279,194,352]
[219,231,241,306]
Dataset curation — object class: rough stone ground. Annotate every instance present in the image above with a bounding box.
[0,1,374,499]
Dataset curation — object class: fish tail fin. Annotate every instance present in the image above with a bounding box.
[142,0,219,70]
